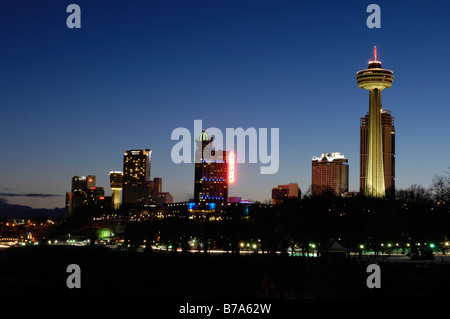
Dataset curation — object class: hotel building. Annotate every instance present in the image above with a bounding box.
[311,152,349,196]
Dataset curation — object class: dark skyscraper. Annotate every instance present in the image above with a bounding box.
[71,175,96,192]
[122,149,151,207]
[360,109,395,197]
[194,130,228,204]
[66,175,96,216]
[65,175,106,216]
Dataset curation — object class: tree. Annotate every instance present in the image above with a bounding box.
[432,168,450,201]
[396,184,435,259]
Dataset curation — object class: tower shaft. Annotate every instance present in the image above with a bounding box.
[366,88,385,197]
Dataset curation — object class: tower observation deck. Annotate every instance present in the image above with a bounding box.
[356,47,394,197]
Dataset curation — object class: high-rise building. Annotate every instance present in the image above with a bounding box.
[66,175,96,216]
[149,177,162,194]
[65,192,72,217]
[311,152,349,196]
[356,47,394,197]
[65,175,108,216]
[71,175,96,192]
[194,130,228,203]
[71,186,106,212]
[122,149,151,207]
[109,171,123,210]
[272,183,300,204]
[148,177,173,205]
[360,110,395,197]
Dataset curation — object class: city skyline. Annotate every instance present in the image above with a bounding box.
[2,0,450,209]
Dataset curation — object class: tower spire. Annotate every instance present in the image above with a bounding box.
[374,46,377,61]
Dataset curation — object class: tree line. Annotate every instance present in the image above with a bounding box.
[51,171,450,259]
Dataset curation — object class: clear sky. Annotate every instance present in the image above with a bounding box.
[1,0,450,209]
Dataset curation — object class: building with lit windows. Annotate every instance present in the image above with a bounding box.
[109,171,123,210]
[72,175,96,192]
[194,130,228,203]
[148,177,173,205]
[66,175,96,216]
[360,109,395,197]
[65,175,109,216]
[71,187,106,212]
[311,153,349,197]
[272,183,300,204]
[164,201,272,220]
[122,149,151,207]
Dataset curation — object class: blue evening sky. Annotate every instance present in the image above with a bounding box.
[1,0,450,208]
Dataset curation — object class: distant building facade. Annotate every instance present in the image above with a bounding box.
[272,183,300,204]
[311,152,349,196]
[148,177,173,205]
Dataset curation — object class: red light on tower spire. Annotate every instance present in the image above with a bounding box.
[374,46,377,61]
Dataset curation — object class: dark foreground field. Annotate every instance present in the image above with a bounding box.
[0,245,449,300]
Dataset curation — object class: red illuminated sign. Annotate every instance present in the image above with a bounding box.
[229,152,235,184]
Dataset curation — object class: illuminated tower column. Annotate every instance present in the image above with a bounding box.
[356,47,394,197]
[109,171,123,210]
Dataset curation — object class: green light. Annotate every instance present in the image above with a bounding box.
[359,245,364,249]
[97,228,112,240]
[430,243,435,248]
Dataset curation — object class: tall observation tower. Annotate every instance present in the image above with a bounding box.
[356,47,394,197]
